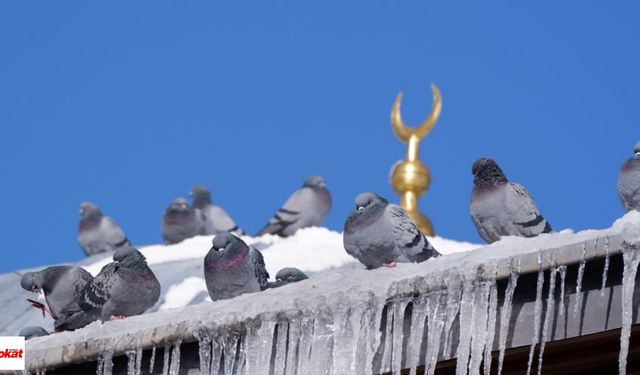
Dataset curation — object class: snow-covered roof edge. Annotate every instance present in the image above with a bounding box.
[24,211,640,372]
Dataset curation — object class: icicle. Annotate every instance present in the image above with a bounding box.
[148,347,156,374]
[455,281,476,375]
[195,330,212,375]
[162,344,171,375]
[379,304,395,373]
[424,292,446,375]
[102,346,115,375]
[406,297,428,375]
[285,318,301,375]
[526,253,545,375]
[573,242,587,318]
[309,312,335,375]
[497,265,519,375]
[210,337,223,375]
[468,282,491,375]
[126,350,136,375]
[558,266,567,317]
[245,320,277,375]
[442,286,463,358]
[296,316,315,374]
[273,321,289,375]
[390,301,409,375]
[601,236,610,296]
[96,354,105,375]
[356,300,385,375]
[538,266,557,375]
[222,334,240,375]
[236,337,248,375]
[332,306,363,374]
[169,341,182,375]
[619,245,640,374]
[483,281,499,375]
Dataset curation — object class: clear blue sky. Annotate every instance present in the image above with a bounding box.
[1,2,638,273]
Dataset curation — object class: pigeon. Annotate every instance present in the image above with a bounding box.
[470,157,552,244]
[268,267,308,288]
[20,266,93,331]
[56,246,160,330]
[343,192,440,269]
[257,176,332,237]
[78,202,130,256]
[190,185,244,235]
[204,233,270,302]
[617,141,640,212]
[162,197,205,245]
[19,326,49,340]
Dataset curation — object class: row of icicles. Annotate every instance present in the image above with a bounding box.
[30,238,640,375]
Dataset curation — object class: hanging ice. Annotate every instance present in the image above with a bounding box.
[424,292,446,375]
[558,266,567,317]
[619,245,640,375]
[602,236,610,296]
[455,281,476,375]
[526,253,544,375]
[483,281,499,375]
[406,297,428,375]
[573,241,587,318]
[468,282,491,375]
[390,301,409,375]
[538,266,557,375]
[497,266,519,375]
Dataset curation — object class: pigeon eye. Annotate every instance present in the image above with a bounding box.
[357,206,364,211]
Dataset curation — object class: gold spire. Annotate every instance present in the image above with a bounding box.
[389,84,442,236]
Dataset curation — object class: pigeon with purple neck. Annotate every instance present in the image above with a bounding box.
[56,246,160,330]
[204,233,270,302]
[470,157,552,244]
[617,141,640,212]
[20,266,93,331]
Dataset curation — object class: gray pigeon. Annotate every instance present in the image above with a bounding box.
[257,176,332,237]
[204,233,270,302]
[56,246,160,330]
[343,193,440,269]
[617,141,640,212]
[268,267,308,288]
[20,266,93,331]
[19,326,49,340]
[470,157,552,244]
[162,197,205,245]
[78,202,130,256]
[190,185,244,235]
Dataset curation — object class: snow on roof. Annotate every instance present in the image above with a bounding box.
[22,212,640,373]
[0,227,479,336]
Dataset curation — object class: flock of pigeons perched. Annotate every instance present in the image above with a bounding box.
[18,142,640,340]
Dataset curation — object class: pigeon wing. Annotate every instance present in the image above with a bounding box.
[388,205,439,261]
[506,183,552,237]
[250,247,270,290]
[78,262,118,311]
[104,217,130,249]
[256,188,312,236]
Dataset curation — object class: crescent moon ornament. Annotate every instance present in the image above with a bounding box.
[391,84,442,142]
[389,83,442,236]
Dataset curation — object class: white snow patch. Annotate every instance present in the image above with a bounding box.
[159,277,209,310]
[85,226,482,276]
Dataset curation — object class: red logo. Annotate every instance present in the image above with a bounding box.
[0,349,23,359]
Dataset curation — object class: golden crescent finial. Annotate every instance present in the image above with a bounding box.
[390,84,442,142]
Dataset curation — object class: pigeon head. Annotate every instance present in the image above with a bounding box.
[275,267,308,283]
[113,246,146,268]
[303,176,326,189]
[166,197,190,215]
[19,326,49,340]
[190,185,212,208]
[20,272,42,294]
[79,202,102,218]
[471,157,508,186]
[344,192,388,232]
[634,141,640,157]
[206,233,249,269]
